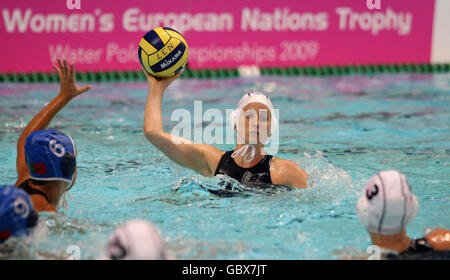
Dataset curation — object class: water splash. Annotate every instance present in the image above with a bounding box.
[295,151,358,204]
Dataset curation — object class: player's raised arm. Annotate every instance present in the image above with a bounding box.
[16,59,91,184]
[143,72,223,177]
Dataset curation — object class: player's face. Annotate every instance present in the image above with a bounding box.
[239,102,271,145]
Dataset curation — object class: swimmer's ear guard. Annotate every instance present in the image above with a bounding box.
[356,170,419,235]
[61,152,76,178]
[61,152,76,191]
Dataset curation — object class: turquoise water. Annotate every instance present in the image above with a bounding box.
[0,73,449,259]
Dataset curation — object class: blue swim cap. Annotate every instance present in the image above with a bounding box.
[24,130,76,184]
[0,185,38,242]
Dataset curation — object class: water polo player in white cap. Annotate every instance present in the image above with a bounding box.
[15,59,91,212]
[143,72,307,189]
[357,170,450,259]
[100,219,167,260]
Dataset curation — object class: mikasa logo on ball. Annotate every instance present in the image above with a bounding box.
[160,50,182,69]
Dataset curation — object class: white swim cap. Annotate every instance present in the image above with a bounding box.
[230,92,278,143]
[100,219,166,260]
[356,170,419,235]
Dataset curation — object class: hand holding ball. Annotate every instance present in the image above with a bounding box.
[138,27,189,78]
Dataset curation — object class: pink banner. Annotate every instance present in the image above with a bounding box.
[0,0,435,72]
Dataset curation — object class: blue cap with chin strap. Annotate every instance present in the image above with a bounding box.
[24,130,77,187]
[0,185,38,242]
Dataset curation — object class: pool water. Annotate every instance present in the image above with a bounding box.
[0,73,449,259]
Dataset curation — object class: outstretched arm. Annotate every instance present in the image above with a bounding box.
[15,59,91,185]
[143,72,223,177]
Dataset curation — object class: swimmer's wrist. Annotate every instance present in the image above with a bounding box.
[149,84,166,95]
[57,92,74,102]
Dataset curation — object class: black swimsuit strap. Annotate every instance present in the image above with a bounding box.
[18,179,51,204]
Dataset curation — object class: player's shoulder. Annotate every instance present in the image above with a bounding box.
[271,156,308,182]
[425,228,450,241]
[271,156,299,170]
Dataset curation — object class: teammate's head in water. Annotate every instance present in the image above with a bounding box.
[0,185,38,243]
[357,170,418,236]
[24,129,77,208]
[100,219,167,260]
[356,170,450,257]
